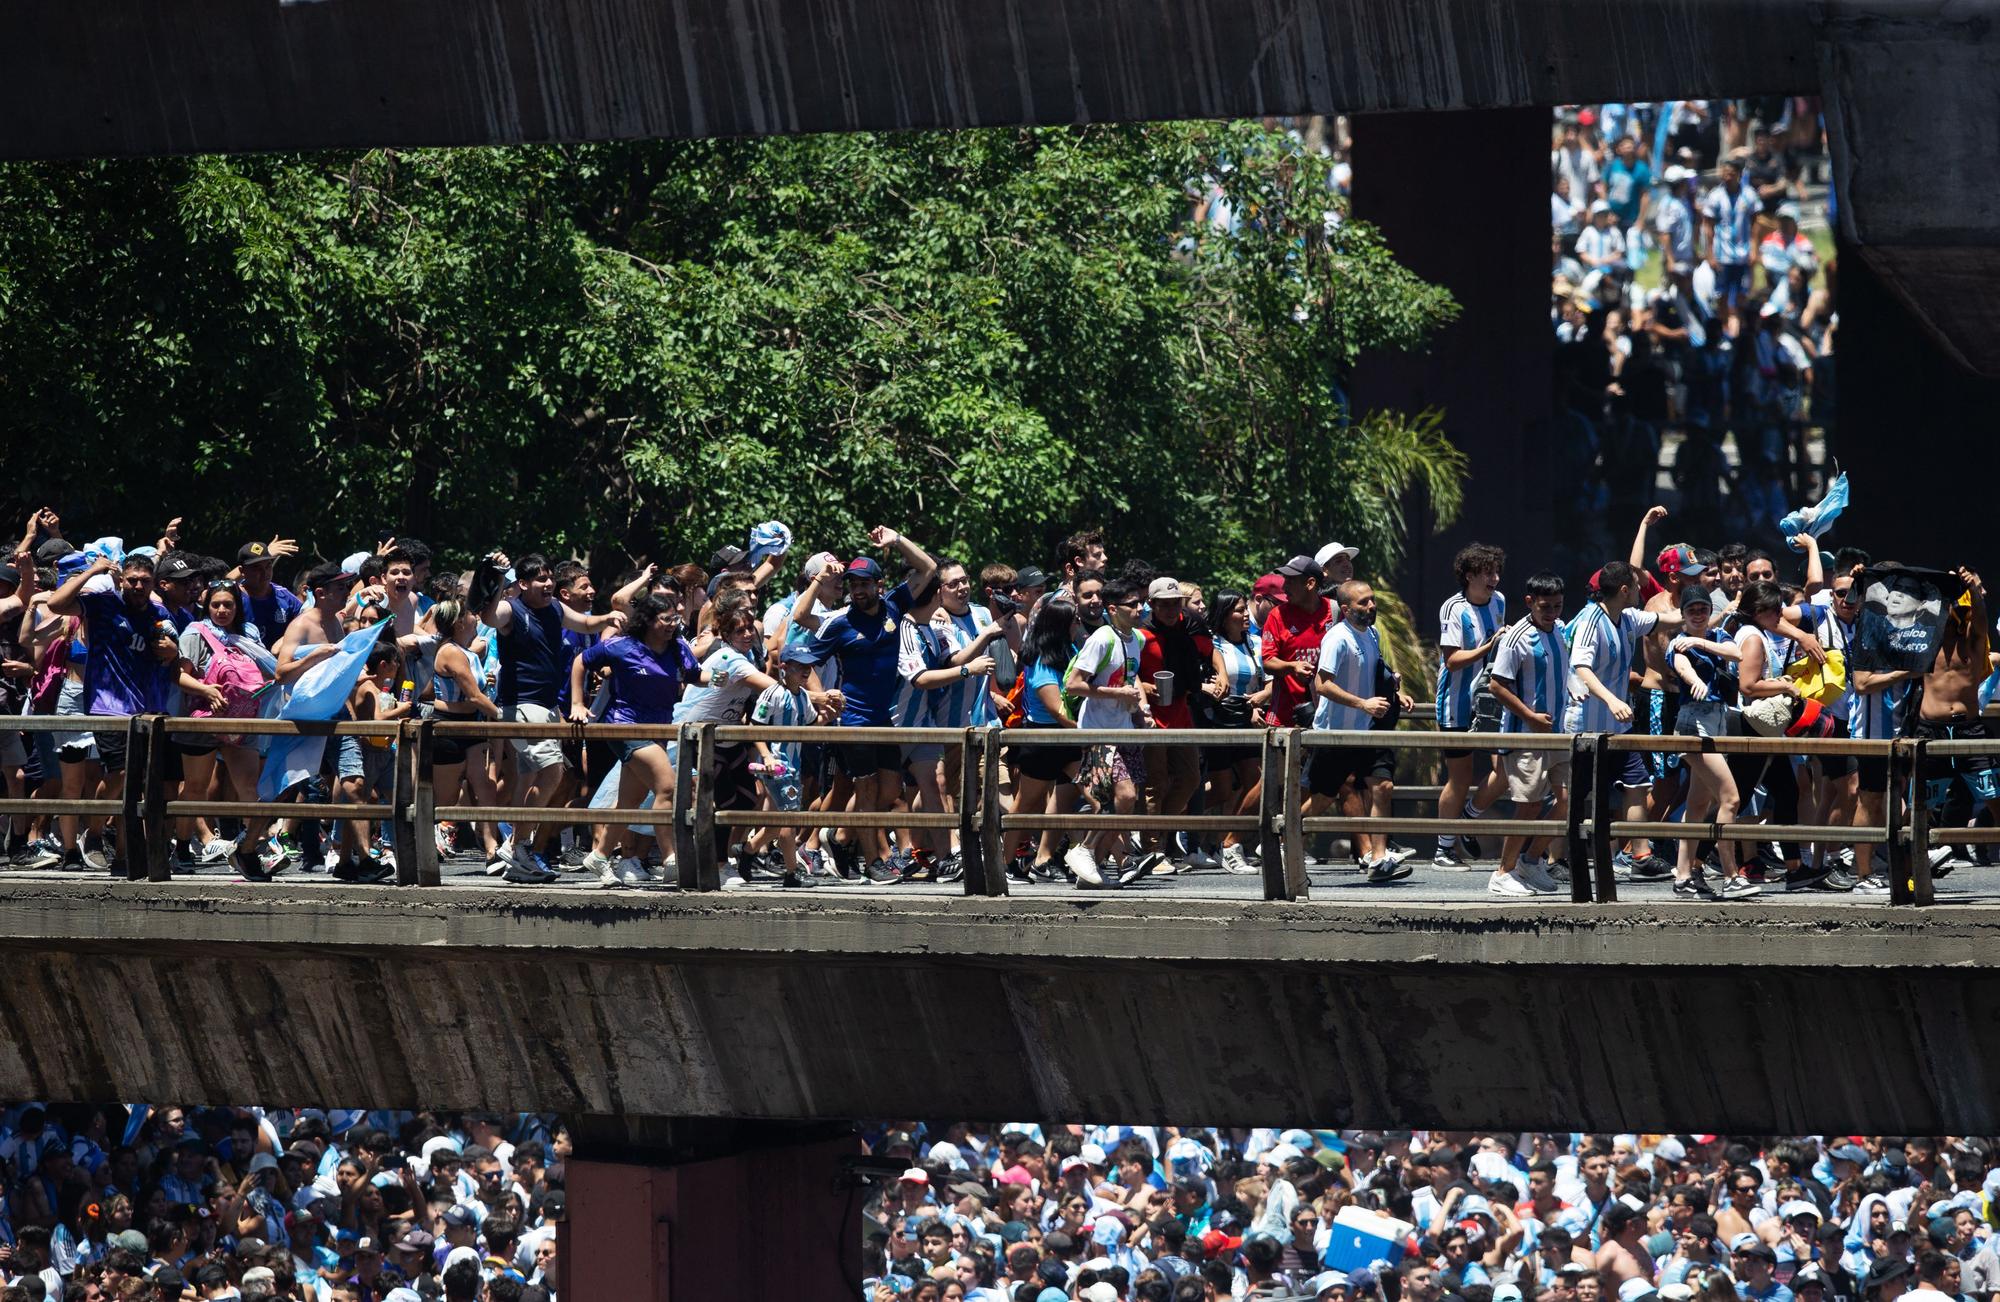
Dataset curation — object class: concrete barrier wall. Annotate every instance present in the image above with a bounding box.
[1,881,1995,1131]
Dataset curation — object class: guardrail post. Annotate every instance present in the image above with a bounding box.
[1256,729,1286,897]
[688,723,720,891]
[1903,737,1935,907]
[1884,739,1911,902]
[1275,730,1307,900]
[1566,734,1592,902]
[961,729,1002,897]
[1589,733,1617,904]
[409,719,440,886]
[390,721,420,887]
[978,730,1006,895]
[139,715,171,882]
[673,724,698,889]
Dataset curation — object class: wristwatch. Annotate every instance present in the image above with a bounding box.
[959,664,970,678]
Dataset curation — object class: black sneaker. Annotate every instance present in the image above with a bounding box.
[332,858,395,885]
[1028,859,1059,883]
[59,847,87,873]
[828,839,859,879]
[1546,859,1572,887]
[1718,875,1763,900]
[1782,863,1830,892]
[935,854,964,884]
[780,869,813,888]
[233,848,273,883]
[1672,873,1720,901]
[902,854,938,883]
[1006,858,1032,883]
[864,858,903,885]
[1366,858,1413,885]
[1115,856,1146,887]
[1817,868,1858,892]
[734,849,767,881]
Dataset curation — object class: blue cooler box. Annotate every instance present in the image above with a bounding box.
[1322,1206,1414,1272]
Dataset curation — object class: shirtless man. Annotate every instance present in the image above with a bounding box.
[275,563,358,683]
[1913,567,1999,839]
[1595,1203,1654,1295]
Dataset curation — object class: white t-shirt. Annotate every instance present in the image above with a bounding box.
[1072,625,1145,730]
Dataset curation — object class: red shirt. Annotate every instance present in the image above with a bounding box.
[1260,597,1334,726]
[1139,624,1214,728]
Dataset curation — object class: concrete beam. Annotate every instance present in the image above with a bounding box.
[0,0,1816,160]
[1818,6,2000,375]
[3,880,2000,1131]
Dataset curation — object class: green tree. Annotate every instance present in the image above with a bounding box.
[0,123,1460,588]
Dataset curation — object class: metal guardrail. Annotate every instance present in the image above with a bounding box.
[0,711,1989,905]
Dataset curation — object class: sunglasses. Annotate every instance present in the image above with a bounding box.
[1832,588,1857,602]
[1111,600,1142,609]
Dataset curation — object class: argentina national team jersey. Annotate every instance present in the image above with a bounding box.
[1564,602,1658,734]
[937,606,995,727]
[1312,621,1379,732]
[1436,591,1506,727]
[1850,679,1907,741]
[1492,621,1569,738]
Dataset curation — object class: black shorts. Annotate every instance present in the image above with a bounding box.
[171,736,220,758]
[432,732,480,768]
[90,728,129,775]
[833,739,902,778]
[1308,745,1394,797]
[1202,745,1260,771]
[1858,755,1889,788]
[1440,726,1490,762]
[1819,750,1860,779]
[1012,727,1080,784]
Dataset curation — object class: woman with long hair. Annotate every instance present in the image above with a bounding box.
[174,578,281,873]
[1008,598,1082,882]
[428,598,508,872]
[1206,589,1275,874]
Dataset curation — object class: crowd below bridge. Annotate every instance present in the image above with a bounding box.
[853,1126,2000,1302]
[0,499,1994,899]
[0,1102,562,1301]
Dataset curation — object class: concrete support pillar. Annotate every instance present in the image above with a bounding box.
[559,1125,860,1299]
[1349,108,1554,616]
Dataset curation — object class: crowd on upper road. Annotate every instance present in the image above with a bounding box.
[0,495,1993,900]
[1546,98,1836,574]
[0,1101,562,1301]
[853,1126,2000,1302]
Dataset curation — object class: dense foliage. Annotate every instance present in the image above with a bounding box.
[0,124,1460,590]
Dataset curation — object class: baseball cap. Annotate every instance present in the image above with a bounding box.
[339,550,372,576]
[1780,1200,1822,1223]
[1276,555,1324,580]
[395,1229,435,1252]
[1590,199,1614,216]
[1656,544,1706,577]
[845,557,884,581]
[155,553,198,581]
[801,551,841,580]
[1829,1142,1869,1164]
[1315,542,1359,566]
[1078,1143,1106,1167]
[1494,1287,1524,1302]
[1083,1284,1119,1302]
[1677,585,1715,611]
[1148,577,1184,601]
[0,565,18,588]
[33,537,75,564]
[1619,1280,1659,1302]
[1061,1156,1090,1176]
[899,1167,929,1184]
[1014,567,1048,590]
[237,541,272,565]
[1254,573,1284,599]
[1794,1266,1825,1291]
[247,1152,280,1175]
[1777,201,1803,221]
[1091,1216,1123,1246]
[441,1205,477,1229]
[1663,165,1694,184]
[708,545,747,572]
[778,643,819,667]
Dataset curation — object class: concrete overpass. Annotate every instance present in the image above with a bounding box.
[8,875,2000,1135]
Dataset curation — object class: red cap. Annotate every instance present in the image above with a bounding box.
[1254,574,1285,600]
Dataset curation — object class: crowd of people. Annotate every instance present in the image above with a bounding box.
[0,1102,563,1301]
[1547,98,1837,576]
[855,1125,2000,1302]
[0,501,1993,898]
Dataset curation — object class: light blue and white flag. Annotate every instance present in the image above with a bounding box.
[258,622,389,800]
[1781,472,1849,551]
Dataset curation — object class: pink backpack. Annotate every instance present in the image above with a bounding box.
[193,623,267,741]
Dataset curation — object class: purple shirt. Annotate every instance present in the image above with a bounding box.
[80,587,169,716]
[579,635,700,724]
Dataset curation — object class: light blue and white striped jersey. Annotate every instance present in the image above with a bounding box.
[937,606,996,728]
[750,683,813,768]
[892,616,952,728]
[1850,679,1907,741]
[1216,630,1266,698]
[1564,603,1658,734]
[1436,591,1506,727]
[1493,620,1570,736]
[1701,182,1761,265]
[1312,621,1379,732]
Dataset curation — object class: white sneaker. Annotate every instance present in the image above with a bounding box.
[1518,861,1562,894]
[586,851,618,888]
[321,849,343,873]
[1065,846,1103,887]
[1488,869,1536,897]
[616,856,651,886]
[654,854,676,882]
[1183,847,1220,870]
[1220,845,1258,875]
[721,870,748,891]
[1385,841,1416,864]
[199,838,237,864]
